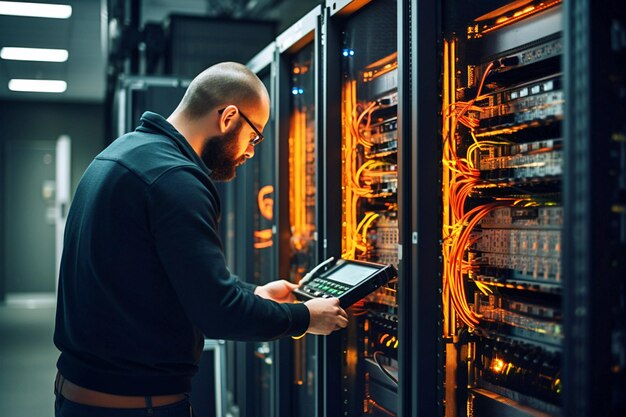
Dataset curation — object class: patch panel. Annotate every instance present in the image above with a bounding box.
[476,294,562,346]
[471,77,564,132]
[474,254,561,284]
[369,177,398,197]
[473,75,561,107]
[473,208,563,285]
[476,138,562,182]
[480,206,563,228]
[365,214,399,266]
[480,152,562,181]
[478,96,563,131]
[366,141,398,159]
[474,228,561,257]
[365,116,398,159]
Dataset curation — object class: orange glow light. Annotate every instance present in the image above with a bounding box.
[288,109,311,254]
[254,186,274,249]
[491,358,506,373]
[258,185,274,220]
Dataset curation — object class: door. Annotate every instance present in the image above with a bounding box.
[4,140,57,294]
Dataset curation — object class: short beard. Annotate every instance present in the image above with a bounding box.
[200,120,246,182]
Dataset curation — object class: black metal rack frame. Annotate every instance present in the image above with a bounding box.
[274,7,324,417]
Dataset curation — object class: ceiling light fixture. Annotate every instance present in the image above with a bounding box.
[0,1,72,19]
[1,47,69,62]
[8,79,67,93]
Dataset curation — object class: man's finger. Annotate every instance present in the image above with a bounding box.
[337,307,348,320]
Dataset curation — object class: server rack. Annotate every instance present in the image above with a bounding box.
[228,42,279,417]
[274,6,323,417]
[322,1,408,415]
[438,2,567,415]
[428,0,626,416]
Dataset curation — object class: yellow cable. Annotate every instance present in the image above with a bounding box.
[361,213,380,242]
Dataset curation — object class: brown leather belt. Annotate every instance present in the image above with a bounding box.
[55,373,187,409]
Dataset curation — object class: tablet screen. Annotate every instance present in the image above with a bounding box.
[325,263,378,286]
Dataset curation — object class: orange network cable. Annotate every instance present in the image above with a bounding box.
[350,299,369,316]
[442,40,511,329]
[342,65,399,261]
[342,80,376,259]
[356,160,387,188]
[445,202,509,326]
[442,63,495,164]
[360,212,380,243]
[352,101,378,148]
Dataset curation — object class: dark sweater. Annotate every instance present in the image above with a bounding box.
[54,112,309,396]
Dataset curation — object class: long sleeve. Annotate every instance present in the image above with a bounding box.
[147,167,309,341]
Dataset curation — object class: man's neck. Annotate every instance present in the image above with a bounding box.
[167,112,203,157]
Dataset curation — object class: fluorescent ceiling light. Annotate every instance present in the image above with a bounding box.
[0,1,72,19]
[1,47,68,62]
[8,79,67,93]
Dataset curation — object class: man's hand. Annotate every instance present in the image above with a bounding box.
[304,298,349,335]
[254,279,299,303]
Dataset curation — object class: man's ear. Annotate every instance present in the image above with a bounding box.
[218,105,238,133]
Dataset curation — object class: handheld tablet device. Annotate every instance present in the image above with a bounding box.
[294,258,397,308]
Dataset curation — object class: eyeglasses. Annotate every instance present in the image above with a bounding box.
[218,107,264,146]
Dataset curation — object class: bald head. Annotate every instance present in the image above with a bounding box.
[177,62,269,120]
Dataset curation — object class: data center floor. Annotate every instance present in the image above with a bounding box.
[0,294,58,417]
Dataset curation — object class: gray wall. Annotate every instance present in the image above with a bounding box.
[0,100,106,301]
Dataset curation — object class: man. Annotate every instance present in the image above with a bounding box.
[54,62,349,417]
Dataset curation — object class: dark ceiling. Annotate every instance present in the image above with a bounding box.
[0,0,320,102]
[0,0,104,102]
